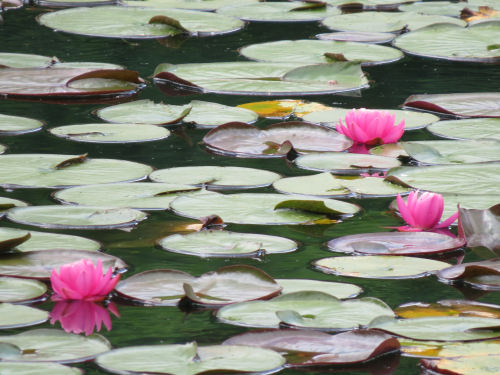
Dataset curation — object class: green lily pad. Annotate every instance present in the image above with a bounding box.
[216,2,340,22]
[52,61,124,70]
[316,31,395,43]
[7,205,147,229]
[49,123,170,143]
[149,166,280,189]
[0,145,7,155]
[393,22,500,63]
[0,277,47,302]
[54,183,201,210]
[273,173,408,197]
[324,0,413,9]
[402,139,500,164]
[154,61,369,96]
[36,0,118,6]
[422,355,500,375]
[322,12,466,33]
[115,265,281,306]
[403,92,500,118]
[276,278,362,299]
[398,1,470,16]
[0,197,28,218]
[427,118,500,140]
[38,6,244,38]
[385,163,500,195]
[370,143,408,158]
[314,255,450,279]
[295,153,401,174]
[0,303,48,329]
[0,52,55,68]
[96,342,285,375]
[0,154,152,189]
[183,100,259,127]
[124,0,259,11]
[0,328,111,363]
[240,39,403,66]
[159,230,297,258]
[302,108,439,130]
[170,191,360,225]
[0,114,44,135]
[216,291,394,329]
[370,316,500,341]
[203,122,352,157]
[0,249,127,279]
[0,362,82,375]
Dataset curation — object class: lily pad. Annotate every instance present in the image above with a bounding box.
[273,173,408,197]
[0,303,48,329]
[123,0,259,11]
[322,12,466,33]
[437,258,500,290]
[0,362,82,375]
[324,0,413,9]
[385,163,500,195]
[216,291,394,329]
[0,328,111,363]
[115,265,281,306]
[203,122,352,158]
[295,153,401,174]
[170,191,360,225]
[38,6,244,38]
[0,250,126,279]
[240,39,403,66]
[421,355,500,375]
[237,99,332,119]
[427,118,500,140]
[223,329,400,366]
[0,154,152,189]
[149,166,280,189]
[393,21,500,63]
[316,31,395,44]
[159,230,297,258]
[370,143,408,158]
[36,0,118,6]
[314,255,450,279]
[96,342,285,375]
[276,278,362,299]
[302,107,439,130]
[459,204,500,251]
[0,197,28,218]
[327,232,465,256]
[49,123,170,143]
[154,61,369,96]
[217,2,340,22]
[398,1,470,16]
[0,114,44,135]
[396,300,500,319]
[0,277,47,302]
[403,92,500,118]
[0,52,55,69]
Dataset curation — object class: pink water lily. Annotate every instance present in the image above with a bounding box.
[337,108,405,145]
[50,259,120,302]
[396,191,459,232]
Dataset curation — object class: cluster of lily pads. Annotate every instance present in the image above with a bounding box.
[0,0,500,374]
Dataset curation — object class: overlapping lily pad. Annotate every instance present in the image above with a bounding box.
[459,204,500,252]
[203,122,352,158]
[0,277,47,302]
[421,355,500,375]
[154,61,369,96]
[403,92,500,117]
[322,12,466,33]
[398,1,470,16]
[237,99,332,119]
[169,191,360,225]
[393,21,500,63]
[396,300,500,319]
[7,205,147,229]
[149,166,280,189]
[273,173,408,197]
[0,250,126,279]
[427,118,500,140]
[314,256,450,279]
[437,258,500,290]
[277,278,362,299]
[38,6,245,38]
[96,100,190,124]
[316,31,395,43]
[96,342,285,375]
[0,362,82,375]
[0,329,111,362]
[0,303,48,329]
[159,230,297,258]
[49,123,170,143]
[327,232,465,256]
[0,52,55,68]
[0,114,44,135]
[223,329,400,366]
[295,153,401,174]
[115,265,281,306]
[239,39,403,66]
[123,0,259,11]
[0,154,152,189]
[217,2,340,22]
[216,291,394,329]
[0,197,28,217]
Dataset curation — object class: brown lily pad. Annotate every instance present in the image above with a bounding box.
[396,300,500,319]
[459,204,500,252]
[438,258,500,290]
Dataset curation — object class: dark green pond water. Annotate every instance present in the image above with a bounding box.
[1,5,500,375]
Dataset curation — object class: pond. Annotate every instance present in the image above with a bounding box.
[0,2,499,375]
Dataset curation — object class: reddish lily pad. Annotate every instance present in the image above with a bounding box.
[459,204,500,252]
[115,265,281,306]
[396,300,500,319]
[437,258,500,290]
[223,329,400,366]
[327,232,465,256]
[203,122,352,158]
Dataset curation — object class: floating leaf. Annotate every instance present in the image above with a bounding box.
[396,300,500,319]
[427,118,500,140]
[237,99,331,119]
[316,31,395,43]
[0,362,82,375]
[461,6,500,22]
[0,303,48,329]
[0,197,28,218]
[0,52,55,69]
[277,278,362,299]
[0,113,44,135]
[437,258,500,290]
[123,0,259,11]
[421,355,500,375]
[459,204,500,251]
[398,1,470,17]
[0,277,47,302]
[314,255,450,279]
